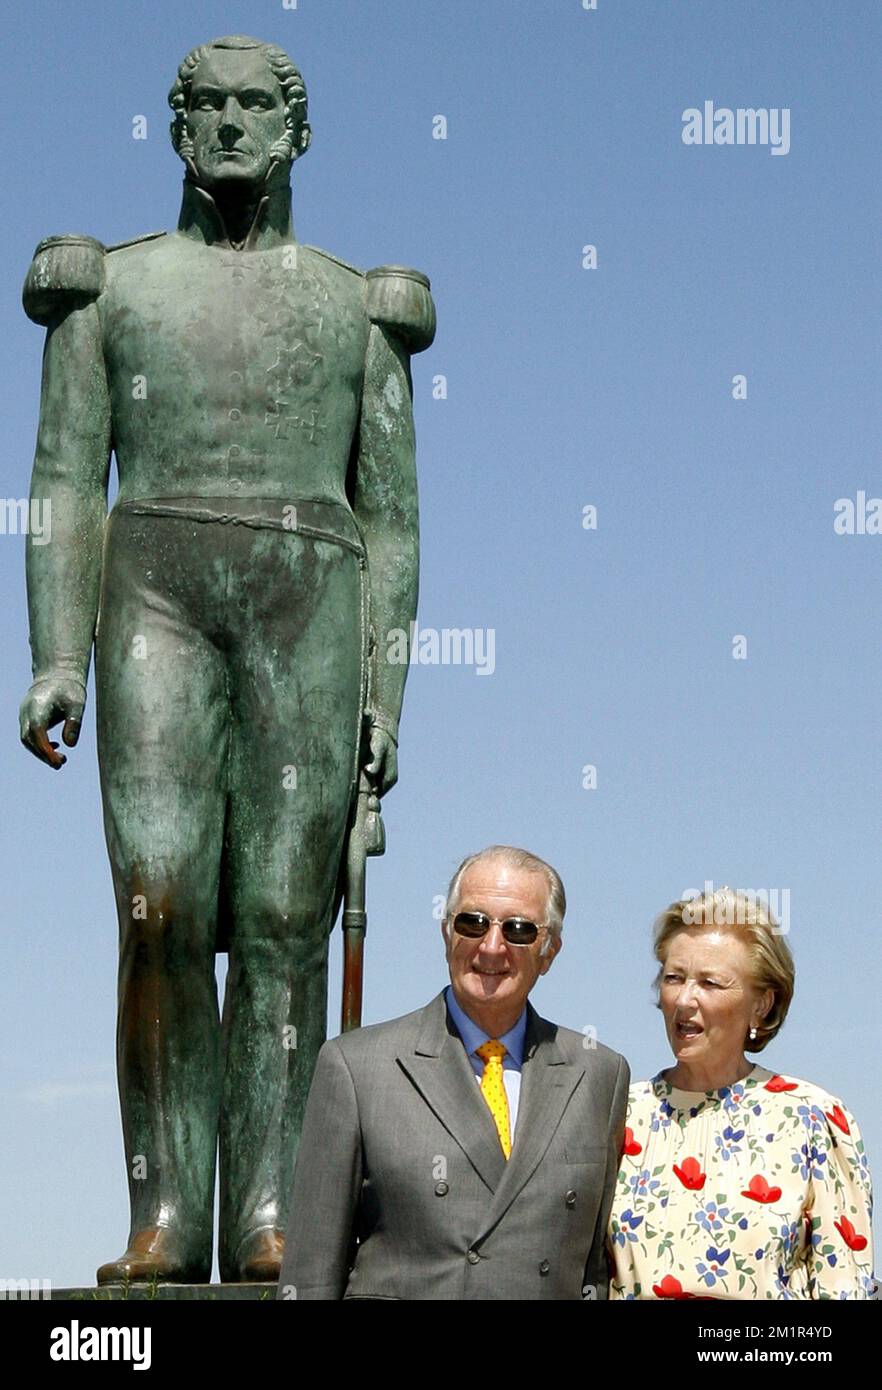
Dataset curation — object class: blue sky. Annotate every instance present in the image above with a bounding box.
[1,0,879,1287]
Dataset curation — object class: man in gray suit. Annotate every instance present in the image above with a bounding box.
[277,845,629,1299]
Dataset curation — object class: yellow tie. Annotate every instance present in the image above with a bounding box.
[476,1040,511,1159]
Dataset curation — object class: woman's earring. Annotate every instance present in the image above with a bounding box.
[749,1026,758,1042]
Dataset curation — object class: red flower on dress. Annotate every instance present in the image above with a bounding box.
[651,1274,712,1300]
[622,1127,642,1156]
[826,1104,850,1135]
[834,1216,868,1252]
[764,1074,798,1092]
[741,1174,782,1204]
[672,1156,706,1190]
[652,1274,688,1299]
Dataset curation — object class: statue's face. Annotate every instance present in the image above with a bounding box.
[186,48,287,192]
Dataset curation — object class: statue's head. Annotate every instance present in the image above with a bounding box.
[168,35,311,194]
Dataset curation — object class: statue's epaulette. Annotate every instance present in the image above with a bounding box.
[302,244,365,277]
[365,265,436,354]
[105,231,167,254]
[22,234,106,326]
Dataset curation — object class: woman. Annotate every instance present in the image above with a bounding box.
[608,887,874,1299]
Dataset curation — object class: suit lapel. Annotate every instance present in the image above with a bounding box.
[396,992,508,1193]
[473,1005,584,1241]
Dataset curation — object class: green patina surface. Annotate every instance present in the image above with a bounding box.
[19,34,434,1285]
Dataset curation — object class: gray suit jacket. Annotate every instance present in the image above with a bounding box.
[277,991,629,1300]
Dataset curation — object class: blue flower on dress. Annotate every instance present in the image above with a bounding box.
[629,1168,660,1199]
[651,1100,675,1132]
[793,1141,828,1182]
[797,1103,828,1136]
[696,1248,730,1287]
[695,1201,724,1234]
[719,1083,747,1115]
[779,1220,801,1256]
[613,1208,644,1244]
[738,1218,748,1230]
[706,1246,730,1264]
[715,1126,744,1162]
[807,1143,827,1182]
[613,1217,641,1251]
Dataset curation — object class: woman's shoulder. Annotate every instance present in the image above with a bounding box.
[745,1068,869,1158]
[752,1067,856,1118]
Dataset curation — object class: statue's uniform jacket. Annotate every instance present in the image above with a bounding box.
[22,202,435,1280]
[101,233,369,503]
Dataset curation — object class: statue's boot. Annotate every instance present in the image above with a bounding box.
[96,1225,209,1285]
[233,1226,286,1282]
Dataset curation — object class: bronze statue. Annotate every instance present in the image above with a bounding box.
[19,34,434,1284]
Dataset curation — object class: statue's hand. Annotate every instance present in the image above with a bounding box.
[19,674,86,769]
[364,726,398,798]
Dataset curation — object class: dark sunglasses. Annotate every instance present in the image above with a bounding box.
[451,911,543,946]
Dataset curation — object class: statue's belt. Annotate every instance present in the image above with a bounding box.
[111,496,366,559]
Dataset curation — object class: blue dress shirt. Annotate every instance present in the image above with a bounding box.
[444,985,527,1136]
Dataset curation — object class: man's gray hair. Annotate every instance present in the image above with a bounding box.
[443,846,566,956]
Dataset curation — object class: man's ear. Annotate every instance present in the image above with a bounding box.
[440,918,450,956]
[539,933,562,975]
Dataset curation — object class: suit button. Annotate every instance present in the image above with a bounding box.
[565,1190,577,1208]
[539,1260,550,1276]
[467,1249,480,1265]
[434,1181,449,1196]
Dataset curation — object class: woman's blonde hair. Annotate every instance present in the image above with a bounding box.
[652,887,795,1052]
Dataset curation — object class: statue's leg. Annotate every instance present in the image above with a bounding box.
[216,526,363,1282]
[94,509,230,1284]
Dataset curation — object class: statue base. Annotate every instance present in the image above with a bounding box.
[52,1283,276,1301]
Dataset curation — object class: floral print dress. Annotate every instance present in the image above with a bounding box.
[607,1064,874,1299]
